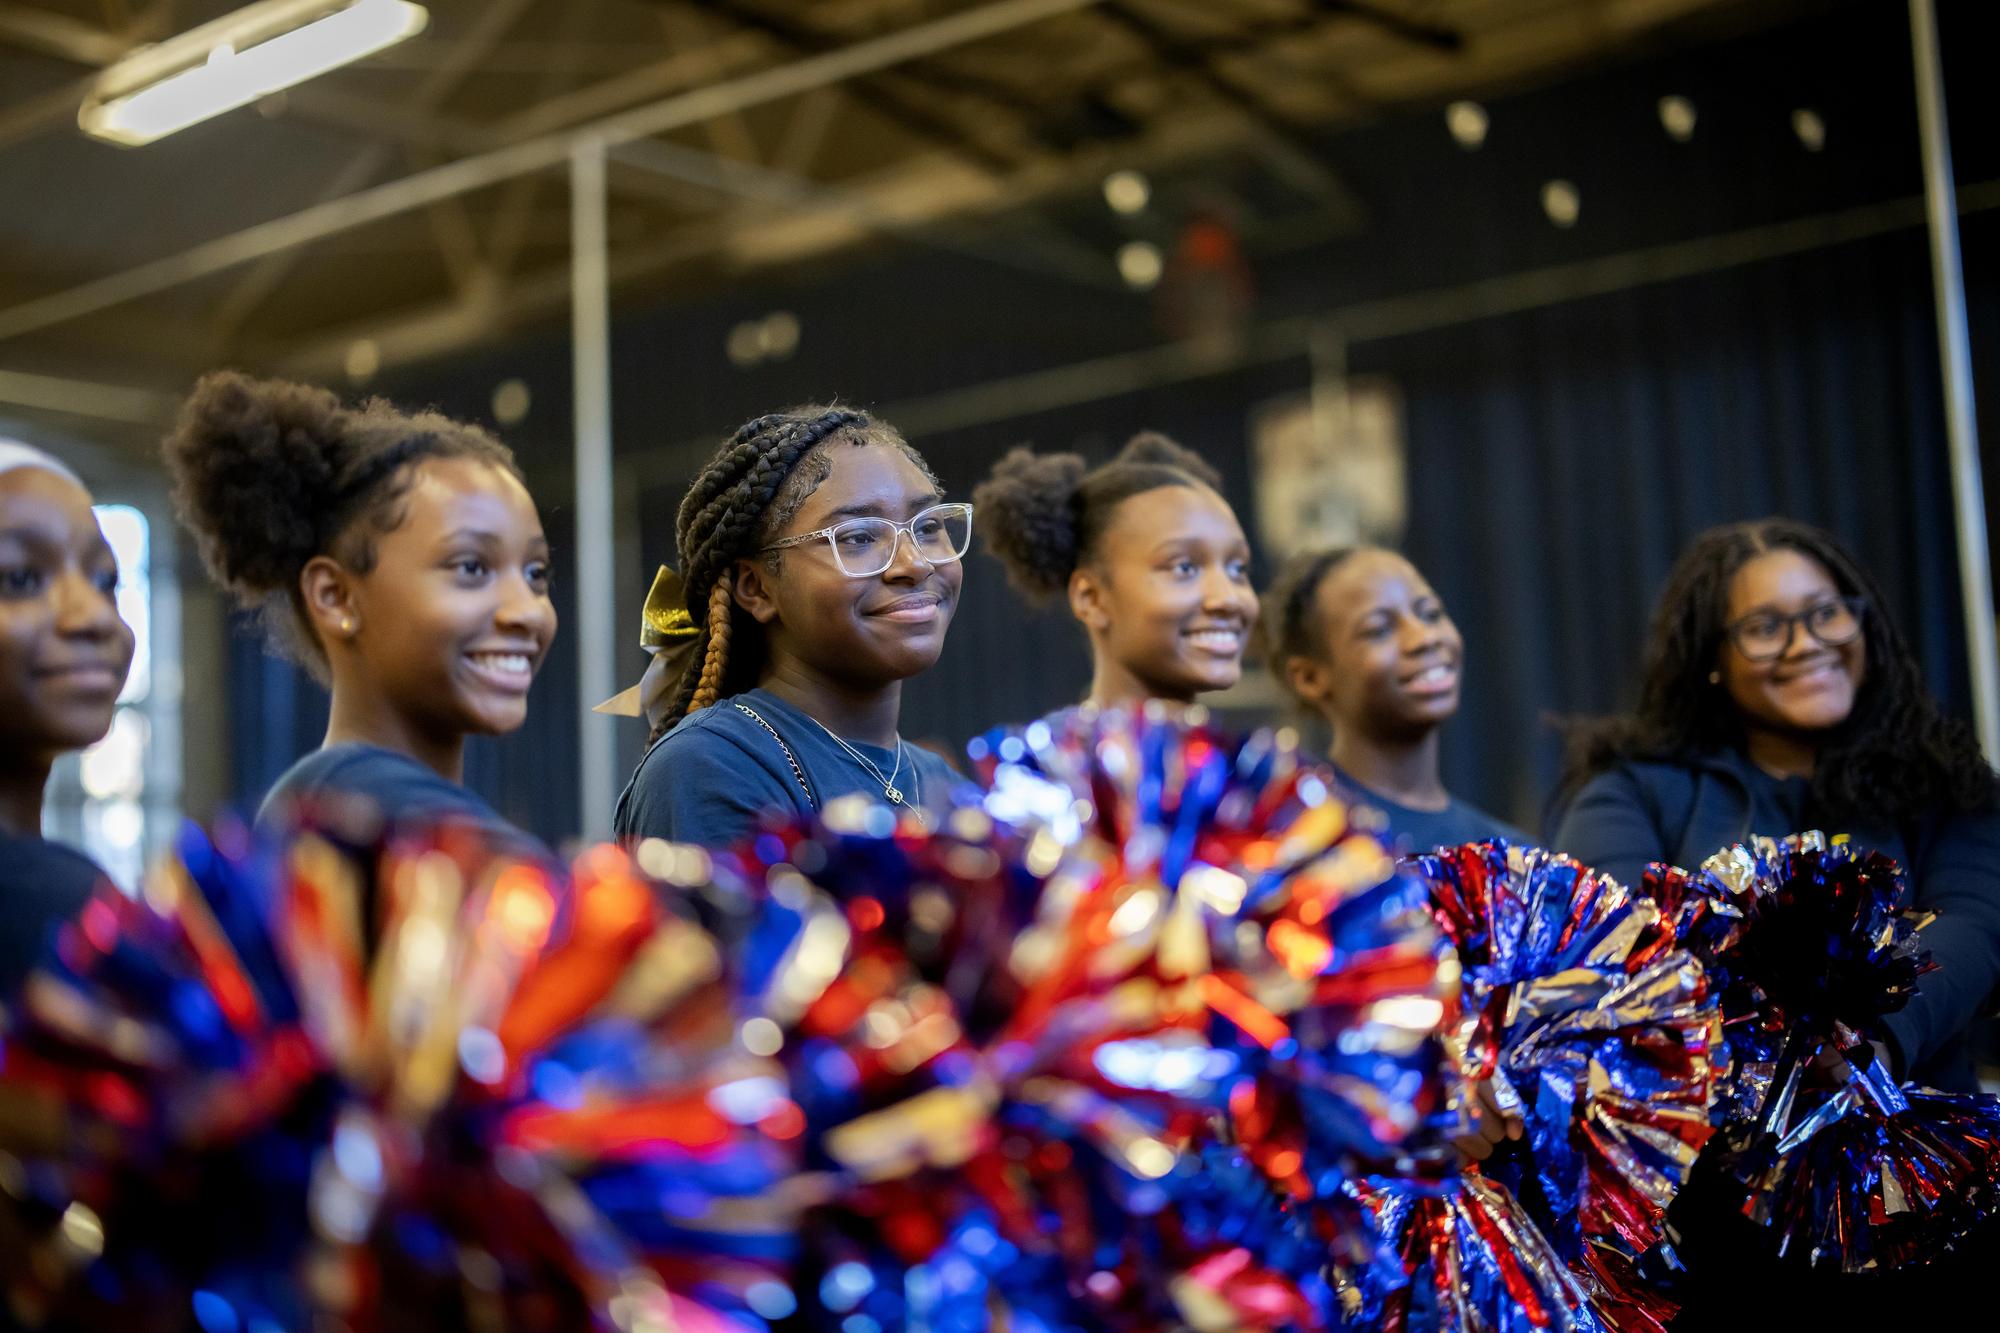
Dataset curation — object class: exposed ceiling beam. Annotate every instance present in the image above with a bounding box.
[1095,0,1365,213]
[0,3,138,64]
[690,0,1029,173]
[769,83,843,176]
[474,31,770,147]
[268,110,1260,379]
[1100,2,1328,136]
[0,367,175,424]
[657,3,766,168]
[609,133,1119,289]
[203,0,556,356]
[281,85,486,154]
[1306,0,1463,53]
[0,0,1108,345]
[692,0,1080,130]
[407,147,494,297]
[0,73,96,153]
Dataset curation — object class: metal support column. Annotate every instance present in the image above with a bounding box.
[1910,0,2000,761]
[571,136,617,839]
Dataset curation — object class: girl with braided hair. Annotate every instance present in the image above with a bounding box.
[1552,518,2000,1094]
[164,371,556,846]
[614,405,970,848]
[973,432,1258,712]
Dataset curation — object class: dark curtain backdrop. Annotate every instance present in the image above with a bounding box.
[1366,224,1978,832]
[873,219,1979,836]
[220,0,1998,849]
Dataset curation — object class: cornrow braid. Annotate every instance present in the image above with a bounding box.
[649,405,930,742]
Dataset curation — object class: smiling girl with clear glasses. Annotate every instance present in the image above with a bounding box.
[614,406,970,849]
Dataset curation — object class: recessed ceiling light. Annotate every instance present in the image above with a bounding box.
[1117,240,1163,290]
[1542,180,1580,228]
[1446,101,1489,150]
[1103,169,1151,215]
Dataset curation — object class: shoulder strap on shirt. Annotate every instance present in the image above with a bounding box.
[731,701,817,810]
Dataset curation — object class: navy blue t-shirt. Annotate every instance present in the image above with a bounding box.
[1333,765,1528,855]
[258,743,543,855]
[615,687,966,848]
[0,832,107,993]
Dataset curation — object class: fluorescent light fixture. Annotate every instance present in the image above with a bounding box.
[80,0,428,147]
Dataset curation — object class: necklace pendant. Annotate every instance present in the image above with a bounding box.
[884,785,905,804]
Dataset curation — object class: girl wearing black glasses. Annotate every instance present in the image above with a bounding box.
[614,406,970,848]
[1552,517,1999,1094]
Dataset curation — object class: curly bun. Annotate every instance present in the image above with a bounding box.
[164,371,357,601]
[970,445,1087,599]
[163,369,518,671]
[973,430,1224,603]
[1114,430,1221,488]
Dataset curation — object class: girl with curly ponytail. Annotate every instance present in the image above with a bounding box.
[163,371,556,846]
[614,406,970,847]
[973,431,1258,711]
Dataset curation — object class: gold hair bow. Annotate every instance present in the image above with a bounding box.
[593,566,701,721]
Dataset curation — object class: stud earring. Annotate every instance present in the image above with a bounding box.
[340,618,354,634]
[1708,670,1721,685]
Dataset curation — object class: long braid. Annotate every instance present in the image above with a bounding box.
[687,580,734,713]
[649,407,875,741]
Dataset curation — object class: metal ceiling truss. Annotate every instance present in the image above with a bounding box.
[0,0,1430,373]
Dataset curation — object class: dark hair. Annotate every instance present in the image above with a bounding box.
[1559,517,1996,826]
[1258,545,1367,703]
[972,431,1222,601]
[653,405,932,743]
[163,369,520,680]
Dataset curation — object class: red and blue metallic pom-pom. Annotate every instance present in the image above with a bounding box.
[1,707,1463,1332]
[945,705,1465,1324]
[0,815,774,1331]
[1379,842,1722,1333]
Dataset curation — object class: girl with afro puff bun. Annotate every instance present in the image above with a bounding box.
[973,432,1258,713]
[164,371,556,847]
